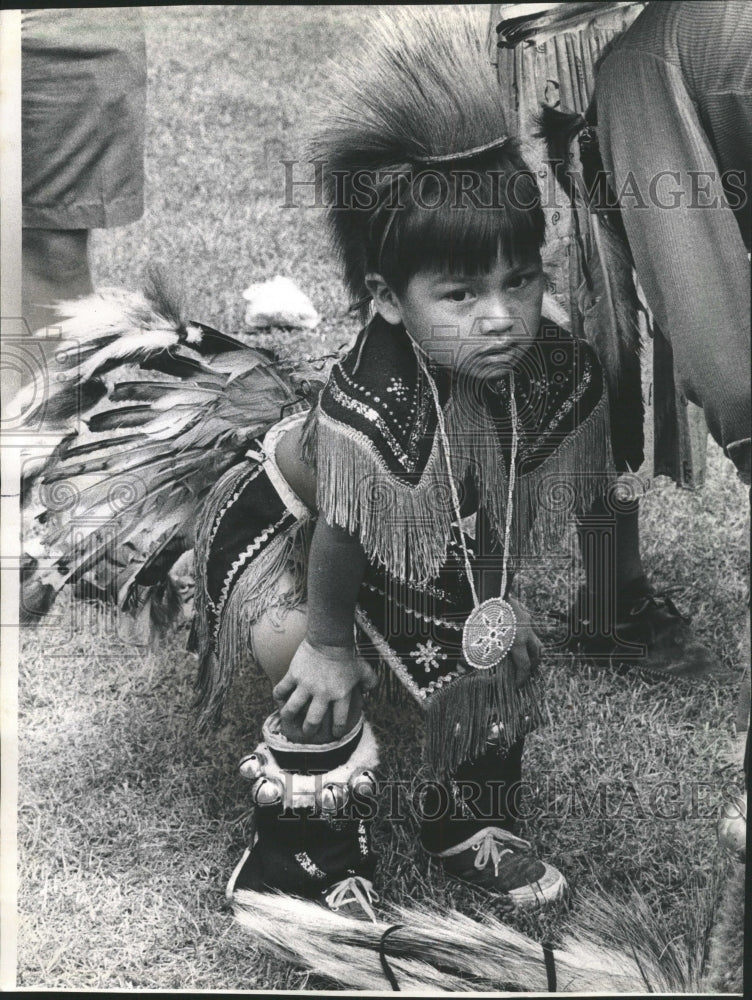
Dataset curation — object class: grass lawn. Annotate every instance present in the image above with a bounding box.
[16,5,749,992]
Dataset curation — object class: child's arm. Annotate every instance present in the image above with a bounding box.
[272,422,376,740]
[273,516,375,740]
[476,508,542,688]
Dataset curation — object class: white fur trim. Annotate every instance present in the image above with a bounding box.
[251,721,379,810]
[262,708,364,755]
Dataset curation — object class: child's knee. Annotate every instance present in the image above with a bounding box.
[250,602,308,687]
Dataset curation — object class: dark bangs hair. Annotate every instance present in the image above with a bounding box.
[373,140,546,298]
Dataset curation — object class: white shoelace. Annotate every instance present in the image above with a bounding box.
[324,875,380,923]
[472,827,532,878]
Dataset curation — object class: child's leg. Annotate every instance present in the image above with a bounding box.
[248,568,363,743]
[227,709,380,919]
[419,735,566,908]
[228,570,379,918]
[420,739,523,851]
[587,497,644,591]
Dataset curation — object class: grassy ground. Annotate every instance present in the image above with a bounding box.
[17,5,749,992]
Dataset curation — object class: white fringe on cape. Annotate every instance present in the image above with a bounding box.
[309,383,615,587]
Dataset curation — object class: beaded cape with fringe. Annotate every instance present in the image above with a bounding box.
[197,313,616,773]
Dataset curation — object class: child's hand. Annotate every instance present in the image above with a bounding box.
[273,638,377,741]
[507,597,542,688]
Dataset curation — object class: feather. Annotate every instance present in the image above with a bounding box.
[76,332,192,382]
[42,379,109,424]
[117,509,196,605]
[109,382,218,403]
[579,213,642,390]
[51,433,145,462]
[141,268,186,332]
[533,104,589,203]
[122,575,185,640]
[20,579,59,626]
[192,323,251,355]
[132,529,190,588]
[86,406,156,431]
[42,440,175,484]
[138,349,211,380]
[20,284,307,633]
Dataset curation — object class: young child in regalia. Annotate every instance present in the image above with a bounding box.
[200,9,615,919]
[20,8,616,922]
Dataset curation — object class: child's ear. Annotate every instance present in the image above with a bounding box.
[365,273,403,326]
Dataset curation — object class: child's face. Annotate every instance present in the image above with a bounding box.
[369,253,545,380]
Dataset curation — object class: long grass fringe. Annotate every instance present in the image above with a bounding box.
[193,462,258,722]
[705,858,745,993]
[424,666,545,776]
[231,885,709,993]
[510,390,615,556]
[311,410,455,584]
[234,890,469,993]
[220,518,310,680]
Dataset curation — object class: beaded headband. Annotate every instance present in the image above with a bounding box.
[413,135,510,165]
[375,135,513,266]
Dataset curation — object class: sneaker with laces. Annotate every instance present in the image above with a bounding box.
[568,580,727,680]
[319,874,380,922]
[426,826,567,908]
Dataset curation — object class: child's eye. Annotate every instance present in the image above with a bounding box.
[507,269,542,291]
[446,289,471,302]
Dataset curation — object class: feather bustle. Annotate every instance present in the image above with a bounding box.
[533,104,589,203]
[21,283,304,630]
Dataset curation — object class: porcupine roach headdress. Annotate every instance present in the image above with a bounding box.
[304,6,611,553]
[307,6,546,317]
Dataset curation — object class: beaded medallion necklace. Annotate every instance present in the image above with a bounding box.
[413,343,519,671]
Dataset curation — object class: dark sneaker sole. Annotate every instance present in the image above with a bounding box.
[573,647,734,684]
[438,860,567,910]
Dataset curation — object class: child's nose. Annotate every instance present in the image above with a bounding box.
[477,310,514,337]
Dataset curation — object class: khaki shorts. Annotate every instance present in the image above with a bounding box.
[22,8,146,230]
